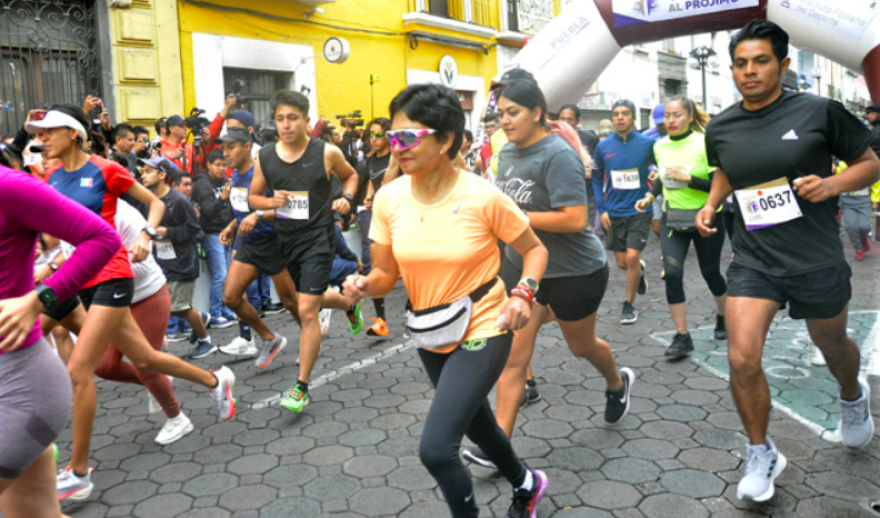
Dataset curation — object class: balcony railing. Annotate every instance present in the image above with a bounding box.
[411,0,499,30]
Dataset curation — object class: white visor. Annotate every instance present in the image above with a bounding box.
[25,111,88,142]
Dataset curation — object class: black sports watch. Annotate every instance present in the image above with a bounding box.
[35,284,58,310]
[342,193,354,204]
[142,226,158,240]
[518,277,539,296]
[255,209,265,220]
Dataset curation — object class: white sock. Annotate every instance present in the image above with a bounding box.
[169,413,185,422]
[516,470,534,492]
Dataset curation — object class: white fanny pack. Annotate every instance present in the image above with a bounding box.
[405,278,499,350]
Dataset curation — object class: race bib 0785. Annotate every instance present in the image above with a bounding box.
[275,191,309,220]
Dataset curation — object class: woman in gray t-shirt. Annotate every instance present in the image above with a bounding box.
[463,78,635,469]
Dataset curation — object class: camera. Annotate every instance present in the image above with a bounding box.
[230,80,244,109]
[336,110,364,128]
[185,107,211,140]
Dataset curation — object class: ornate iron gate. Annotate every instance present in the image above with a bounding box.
[0,0,100,137]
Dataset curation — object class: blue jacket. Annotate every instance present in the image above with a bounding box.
[592,131,655,218]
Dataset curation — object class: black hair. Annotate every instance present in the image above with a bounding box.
[483,112,500,124]
[207,149,224,164]
[169,171,189,187]
[498,79,549,127]
[49,103,106,155]
[154,118,167,136]
[367,117,392,132]
[112,123,133,143]
[729,20,789,64]
[463,129,473,143]
[110,150,129,168]
[133,125,149,138]
[559,104,581,120]
[389,84,464,159]
[270,90,309,118]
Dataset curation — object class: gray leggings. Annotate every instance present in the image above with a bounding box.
[418,333,528,518]
[0,339,72,479]
[840,198,872,251]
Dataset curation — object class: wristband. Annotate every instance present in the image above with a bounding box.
[510,287,535,308]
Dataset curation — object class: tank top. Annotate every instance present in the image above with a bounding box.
[259,138,332,233]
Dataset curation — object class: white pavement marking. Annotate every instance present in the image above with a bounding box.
[251,341,415,410]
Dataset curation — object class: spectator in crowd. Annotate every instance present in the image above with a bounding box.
[479,112,500,178]
[133,126,151,159]
[159,115,187,170]
[153,117,168,145]
[170,172,194,201]
[111,123,138,176]
[191,149,238,328]
[461,129,477,172]
[139,156,216,358]
[226,108,262,159]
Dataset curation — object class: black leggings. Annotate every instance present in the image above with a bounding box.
[660,213,727,305]
[418,333,527,518]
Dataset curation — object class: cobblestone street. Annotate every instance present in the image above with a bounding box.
[53,238,880,518]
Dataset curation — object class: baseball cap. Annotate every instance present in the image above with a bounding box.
[491,68,536,90]
[217,127,251,143]
[229,110,255,128]
[612,100,636,116]
[166,115,184,127]
[137,157,177,175]
[653,104,666,125]
[867,103,880,114]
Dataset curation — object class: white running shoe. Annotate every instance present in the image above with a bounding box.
[220,336,258,357]
[736,439,787,502]
[148,391,161,415]
[809,344,826,366]
[319,309,332,336]
[155,413,194,445]
[57,467,94,501]
[210,366,236,419]
[840,377,875,448]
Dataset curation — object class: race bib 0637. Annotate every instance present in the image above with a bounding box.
[735,177,802,231]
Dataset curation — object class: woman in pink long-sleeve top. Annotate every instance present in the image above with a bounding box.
[0,164,119,518]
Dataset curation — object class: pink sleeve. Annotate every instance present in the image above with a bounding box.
[547,121,590,165]
[4,171,121,300]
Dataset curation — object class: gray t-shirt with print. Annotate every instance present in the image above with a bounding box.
[496,133,606,278]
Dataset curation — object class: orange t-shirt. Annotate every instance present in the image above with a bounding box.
[370,170,530,353]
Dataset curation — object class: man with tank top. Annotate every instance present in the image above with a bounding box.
[248,90,360,413]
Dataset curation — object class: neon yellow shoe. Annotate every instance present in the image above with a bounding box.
[346,301,364,335]
[280,383,310,413]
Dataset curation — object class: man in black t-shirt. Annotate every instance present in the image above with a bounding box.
[696,20,880,504]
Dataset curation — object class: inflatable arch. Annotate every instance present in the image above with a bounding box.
[507,0,880,109]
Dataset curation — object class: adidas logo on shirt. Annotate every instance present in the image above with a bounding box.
[781,129,799,141]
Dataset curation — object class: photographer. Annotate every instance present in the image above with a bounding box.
[337,112,363,167]
[133,126,151,159]
[191,149,238,327]
[159,115,187,170]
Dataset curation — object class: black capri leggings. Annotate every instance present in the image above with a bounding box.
[418,333,528,518]
[660,212,727,305]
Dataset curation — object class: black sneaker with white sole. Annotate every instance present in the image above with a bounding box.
[462,448,497,470]
[605,367,635,423]
[520,380,541,408]
[714,314,727,340]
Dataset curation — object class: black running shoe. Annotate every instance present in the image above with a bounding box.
[462,448,497,469]
[605,367,635,423]
[666,332,694,359]
[714,314,727,340]
[620,301,638,325]
[262,301,285,315]
[506,470,549,518]
[637,260,648,295]
[520,380,542,408]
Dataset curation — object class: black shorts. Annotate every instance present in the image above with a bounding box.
[281,227,332,295]
[235,237,288,276]
[79,278,135,310]
[43,294,81,322]
[726,262,851,320]
[501,259,608,322]
[607,212,652,252]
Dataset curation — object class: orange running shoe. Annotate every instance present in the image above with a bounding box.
[366,317,390,339]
